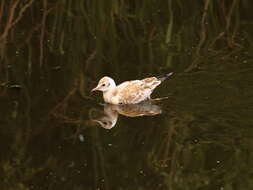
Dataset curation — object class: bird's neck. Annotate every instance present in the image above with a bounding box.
[103,87,118,104]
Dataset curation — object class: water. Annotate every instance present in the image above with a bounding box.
[0,1,253,190]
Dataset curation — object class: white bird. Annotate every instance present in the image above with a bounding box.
[91,72,173,104]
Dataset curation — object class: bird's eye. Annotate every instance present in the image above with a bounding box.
[102,122,107,125]
[102,84,106,87]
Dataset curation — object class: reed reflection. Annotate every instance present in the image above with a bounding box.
[91,102,162,129]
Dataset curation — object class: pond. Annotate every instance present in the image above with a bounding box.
[0,1,253,190]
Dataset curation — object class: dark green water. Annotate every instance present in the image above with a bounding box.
[0,1,253,190]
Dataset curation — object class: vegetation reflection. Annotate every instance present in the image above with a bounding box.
[0,0,252,190]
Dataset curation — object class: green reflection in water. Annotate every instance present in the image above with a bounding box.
[0,0,253,190]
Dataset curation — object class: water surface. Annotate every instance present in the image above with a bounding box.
[0,1,253,190]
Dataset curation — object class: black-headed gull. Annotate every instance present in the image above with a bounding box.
[91,72,173,104]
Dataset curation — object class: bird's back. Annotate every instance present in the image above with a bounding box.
[116,77,161,104]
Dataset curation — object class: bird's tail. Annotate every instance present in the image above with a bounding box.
[157,72,173,82]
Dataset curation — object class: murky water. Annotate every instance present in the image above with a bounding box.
[0,1,253,190]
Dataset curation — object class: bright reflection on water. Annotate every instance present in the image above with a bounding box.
[91,102,162,129]
[0,0,253,190]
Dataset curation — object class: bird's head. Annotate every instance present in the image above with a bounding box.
[91,76,116,92]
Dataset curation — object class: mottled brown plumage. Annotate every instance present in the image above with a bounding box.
[91,73,173,104]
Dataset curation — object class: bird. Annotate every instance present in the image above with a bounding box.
[91,72,173,104]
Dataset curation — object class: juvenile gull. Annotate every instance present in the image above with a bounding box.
[91,72,173,104]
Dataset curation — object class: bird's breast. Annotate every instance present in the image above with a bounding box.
[103,90,119,104]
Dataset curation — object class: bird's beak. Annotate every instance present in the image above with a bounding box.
[91,119,100,124]
[91,86,99,92]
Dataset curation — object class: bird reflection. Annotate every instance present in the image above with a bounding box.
[91,102,162,129]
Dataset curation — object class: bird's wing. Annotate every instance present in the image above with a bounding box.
[141,77,161,90]
[116,78,161,104]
